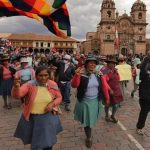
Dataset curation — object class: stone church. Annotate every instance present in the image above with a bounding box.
[81,0,148,55]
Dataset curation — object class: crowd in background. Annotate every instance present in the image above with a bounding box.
[0,38,150,149]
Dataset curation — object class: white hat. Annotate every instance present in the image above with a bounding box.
[21,58,28,63]
[63,54,71,60]
[136,60,141,65]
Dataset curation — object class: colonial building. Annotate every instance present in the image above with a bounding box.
[81,0,149,55]
[0,33,79,53]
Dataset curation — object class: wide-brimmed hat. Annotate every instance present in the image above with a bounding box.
[84,54,99,65]
[0,55,10,61]
[105,58,117,64]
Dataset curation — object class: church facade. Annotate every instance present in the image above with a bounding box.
[81,0,148,55]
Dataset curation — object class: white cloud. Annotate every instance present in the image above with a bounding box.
[0,0,149,40]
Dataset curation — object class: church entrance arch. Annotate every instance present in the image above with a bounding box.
[121,48,128,56]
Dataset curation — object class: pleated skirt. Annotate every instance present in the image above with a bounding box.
[0,78,13,96]
[14,112,63,149]
[74,98,102,127]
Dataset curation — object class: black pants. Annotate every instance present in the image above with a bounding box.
[136,99,150,129]
[42,147,52,150]
[32,147,52,150]
[84,126,92,139]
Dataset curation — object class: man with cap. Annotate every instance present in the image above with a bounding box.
[56,54,75,111]
[15,57,35,85]
[15,57,35,104]
[136,50,150,135]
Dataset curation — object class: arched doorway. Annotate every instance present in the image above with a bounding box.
[34,48,40,54]
[40,48,44,53]
[121,48,128,56]
[45,48,50,54]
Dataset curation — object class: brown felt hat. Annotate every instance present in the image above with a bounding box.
[0,54,10,61]
[105,58,117,64]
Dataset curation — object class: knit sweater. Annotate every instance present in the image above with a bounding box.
[11,80,62,121]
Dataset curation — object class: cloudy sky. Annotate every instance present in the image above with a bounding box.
[0,0,150,40]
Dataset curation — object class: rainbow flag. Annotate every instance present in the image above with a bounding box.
[0,0,71,37]
[9,0,67,15]
[44,4,71,37]
[0,0,41,21]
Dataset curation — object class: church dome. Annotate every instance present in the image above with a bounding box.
[131,0,146,11]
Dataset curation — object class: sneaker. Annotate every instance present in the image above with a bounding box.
[131,92,134,98]
[136,129,145,135]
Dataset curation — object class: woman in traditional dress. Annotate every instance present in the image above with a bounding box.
[71,55,108,148]
[101,58,123,123]
[0,54,16,109]
[12,66,62,150]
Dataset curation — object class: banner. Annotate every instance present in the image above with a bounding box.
[115,64,132,81]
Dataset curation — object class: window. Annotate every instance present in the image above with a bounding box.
[107,11,112,18]
[138,13,142,19]
[139,36,142,41]
[48,43,50,47]
[106,35,110,40]
[41,42,43,47]
[107,26,111,30]
[89,36,93,39]
[108,4,111,8]
[36,42,38,47]
[139,27,143,32]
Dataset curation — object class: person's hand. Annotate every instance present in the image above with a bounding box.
[45,101,55,112]
[13,77,21,88]
[109,89,114,96]
[105,101,110,107]
[75,67,84,75]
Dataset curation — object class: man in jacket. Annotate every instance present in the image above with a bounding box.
[56,54,75,111]
[136,50,150,135]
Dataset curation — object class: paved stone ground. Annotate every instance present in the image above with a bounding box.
[0,81,149,150]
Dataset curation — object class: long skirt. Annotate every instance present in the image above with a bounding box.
[0,78,13,96]
[74,98,102,127]
[14,112,63,149]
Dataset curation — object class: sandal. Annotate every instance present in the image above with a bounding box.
[110,115,118,123]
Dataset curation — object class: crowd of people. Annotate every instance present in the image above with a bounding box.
[0,39,150,149]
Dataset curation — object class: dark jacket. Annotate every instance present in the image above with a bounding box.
[77,74,104,101]
[56,61,75,82]
[139,57,150,101]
